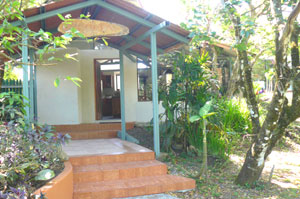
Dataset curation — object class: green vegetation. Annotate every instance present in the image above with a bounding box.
[0,92,70,198]
[159,51,252,162]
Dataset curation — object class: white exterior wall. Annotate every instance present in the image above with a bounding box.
[78,48,138,123]
[135,102,165,124]
[36,43,161,125]
[36,48,81,125]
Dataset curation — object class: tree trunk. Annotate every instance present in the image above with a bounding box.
[200,119,208,178]
[235,1,300,186]
[226,58,240,97]
[235,100,294,186]
[0,60,4,89]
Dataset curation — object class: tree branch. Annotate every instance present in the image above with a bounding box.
[279,2,300,48]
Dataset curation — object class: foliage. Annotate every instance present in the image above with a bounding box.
[0,92,27,124]
[190,100,216,177]
[182,0,300,185]
[0,0,87,88]
[212,98,251,136]
[159,50,215,153]
[159,51,252,160]
[188,98,251,160]
[3,63,18,81]
[0,92,70,198]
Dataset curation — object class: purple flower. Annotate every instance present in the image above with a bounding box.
[0,191,8,199]
[9,187,26,199]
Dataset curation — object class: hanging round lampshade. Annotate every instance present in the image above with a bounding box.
[58,19,129,37]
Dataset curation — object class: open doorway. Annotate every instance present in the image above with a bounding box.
[94,59,121,121]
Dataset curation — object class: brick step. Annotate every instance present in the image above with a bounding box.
[54,123,134,132]
[73,175,195,199]
[69,152,155,166]
[60,130,117,140]
[73,160,167,183]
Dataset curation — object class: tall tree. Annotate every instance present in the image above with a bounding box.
[184,0,300,186]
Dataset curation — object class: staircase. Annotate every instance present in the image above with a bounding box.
[69,149,195,199]
[60,124,195,199]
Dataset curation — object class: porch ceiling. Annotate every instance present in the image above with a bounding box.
[19,0,190,61]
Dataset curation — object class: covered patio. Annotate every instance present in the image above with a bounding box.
[14,0,190,157]
[4,1,196,198]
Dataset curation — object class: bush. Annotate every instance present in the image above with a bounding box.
[0,92,27,124]
[212,98,252,136]
[0,92,70,198]
[188,98,251,159]
[159,51,217,153]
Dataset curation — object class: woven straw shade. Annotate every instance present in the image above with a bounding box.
[58,19,129,37]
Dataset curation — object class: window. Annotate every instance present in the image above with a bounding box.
[116,74,120,90]
[137,62,173,101]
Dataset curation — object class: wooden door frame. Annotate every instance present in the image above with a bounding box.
[94,58,120,120]
[94,59,102,120]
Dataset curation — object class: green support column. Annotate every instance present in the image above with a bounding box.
[119,51,126,140]
[151,32,160,157]
[22,32,30,122]
[34,60,38,120]
[29,50,34,122]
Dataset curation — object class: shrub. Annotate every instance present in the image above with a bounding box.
[0,122,70,198]
[212,98,252,136]
[0,92,27,124]
[0,92,70,198]
[159,51,217,152]
[188,98,251,159]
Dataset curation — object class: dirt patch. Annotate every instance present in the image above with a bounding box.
[127,126,154,150]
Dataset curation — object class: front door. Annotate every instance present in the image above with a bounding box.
[94,59,121,121]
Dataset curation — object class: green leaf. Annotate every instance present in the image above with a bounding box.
[203,112,217,119]
[57,13,65,21]
[102,38,108,46]
[65,76,82,87]
[64,53,78,61]
[54,78,60,87]
[199,100,213,117]
[189,115,201,123]
[35,169,55,181]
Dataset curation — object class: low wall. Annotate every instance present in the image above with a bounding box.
[34,161,73,199]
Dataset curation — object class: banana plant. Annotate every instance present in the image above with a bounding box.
[190,100,216,178]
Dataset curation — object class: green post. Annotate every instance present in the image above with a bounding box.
[29,49,34,122]
[34,59,38,120]
[119,51,126,140]
[22,32,30,121]
[151,32,160,157]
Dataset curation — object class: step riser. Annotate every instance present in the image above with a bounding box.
[73,180,195,199]
[69,152,155,166]
[74,164,167,183]
[61,131,117,140]
[54,123,134,132]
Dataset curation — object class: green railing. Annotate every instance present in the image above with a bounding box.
[1,79,23,94]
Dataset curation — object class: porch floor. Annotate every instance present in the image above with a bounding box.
[63,138,152,157]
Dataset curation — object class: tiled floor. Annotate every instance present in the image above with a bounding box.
[63,138,152,157]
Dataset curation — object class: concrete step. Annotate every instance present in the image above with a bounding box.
[54,123,134,132]
[73,175,195,199]
[73,160,167,183]
[69,152,155,166]
[60,130,117,140]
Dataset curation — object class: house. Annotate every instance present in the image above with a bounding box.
[11,0,191,156]
[3,1,198,198]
